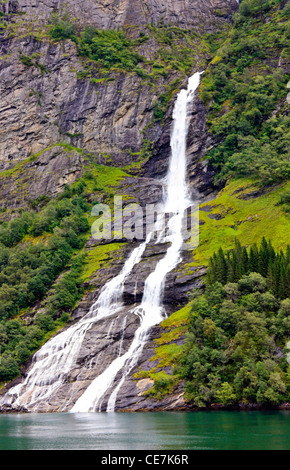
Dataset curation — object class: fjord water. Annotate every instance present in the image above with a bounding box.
[0,411,289,450]
[0,72,201,413]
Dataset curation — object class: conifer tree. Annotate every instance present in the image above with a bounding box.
[216,247,228,283]
[207,239,290,300]
[241,246,249,275]
[286,245,290,265]
[259,237,270,277]
[206,257,216,285]
[278,258,287,299]
[249,243,259,272]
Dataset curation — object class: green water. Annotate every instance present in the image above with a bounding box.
[0,411,289,450]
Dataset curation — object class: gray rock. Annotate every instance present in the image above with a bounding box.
[2,0,238,32]
[0,0,238,412]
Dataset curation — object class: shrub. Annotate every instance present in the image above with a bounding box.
[48,11,77,41]
[19,54,34,67]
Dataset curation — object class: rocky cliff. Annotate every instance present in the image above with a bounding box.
[0,0,237,160]
[0,0,238,412]
[2,0,237,30]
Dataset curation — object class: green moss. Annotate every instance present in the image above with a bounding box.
[153,303,192,346]
[22,232,53,245]
[132,302,192,400]
[150,342,184,368]
[191,178,290,267]
[161,303,192,329]
[135,370,179,400]
[79,243,126,282]
[0,156,35,180]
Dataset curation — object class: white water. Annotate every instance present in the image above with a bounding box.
[0,237,148,410]
[0,71,201,413]
[71,71,202,413]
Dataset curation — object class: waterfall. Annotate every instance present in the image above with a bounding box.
[0,71,201,413]
[71,71,202,413]
[0,238,149,410]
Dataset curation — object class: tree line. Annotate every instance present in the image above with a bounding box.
[178,273,290,407]
[207,238,290,300]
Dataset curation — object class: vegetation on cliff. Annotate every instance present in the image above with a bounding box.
[137,240,290,407]
[200,0,289,186]
[46,11,209,79]
[0,184,89,381]
[45,10,211,125]
[48,13,143,72]
[207,238,290,299]
[0,161,130,383]
[137,0,290,407]
[0,0,289,411]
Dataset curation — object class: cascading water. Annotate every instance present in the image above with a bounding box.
[71,71,202,413]
[0,238,148,410]
[0,71,201,413]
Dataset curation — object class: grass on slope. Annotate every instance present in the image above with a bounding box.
[136,179,290,400]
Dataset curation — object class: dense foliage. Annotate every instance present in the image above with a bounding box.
[200,0,290,186]
[207,238,290,299]
[0,182,90,381]
[48,12,144,72]
[77,28,143,71]
[178,272,290,407]
[277,189,290,213]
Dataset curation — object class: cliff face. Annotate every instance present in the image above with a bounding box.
[2,0,236,30]
[0,34,159,212]
[0,0,237,213]
[0,0,238,412]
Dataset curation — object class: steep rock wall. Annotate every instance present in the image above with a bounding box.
[0,0,238,412]
[2,0,237,31]
[0,0,238,212]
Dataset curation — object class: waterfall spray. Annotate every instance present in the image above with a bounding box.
[0,72,202,413]
[71,71,202,413]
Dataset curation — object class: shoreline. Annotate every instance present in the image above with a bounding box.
[1,403,290,414]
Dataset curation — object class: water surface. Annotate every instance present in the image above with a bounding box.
[0,411,289,450]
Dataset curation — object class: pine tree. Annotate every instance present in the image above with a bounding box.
[206,257,216,285]
[271,257,281,298]
[231,250,242,282]
[268,240,276,264]
[267,262,274,293]
[259,237,270,277]
[241,246,249,274]
[216,247,228,283]
[249,243,259,272]
[206,240,289,299]
[226,261,236,283]
[278,257,287,299]
[234,238,243,259]
[286,245,290,265]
